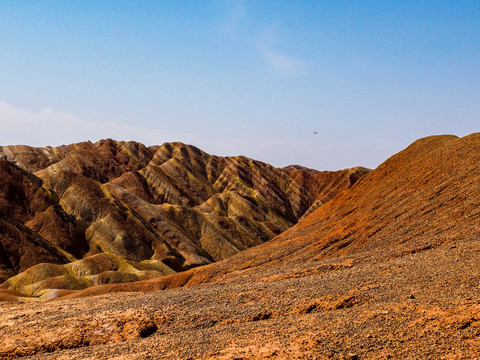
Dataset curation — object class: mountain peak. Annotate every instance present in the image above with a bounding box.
[0,140,366,298]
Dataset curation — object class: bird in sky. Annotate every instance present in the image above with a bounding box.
[313,131,318,135]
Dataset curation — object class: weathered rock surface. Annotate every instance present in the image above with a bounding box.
[58,133,480,298]
[0,160,74,283]
[0,140,366,297]
[0,133,473,358]
[283,165,370,218]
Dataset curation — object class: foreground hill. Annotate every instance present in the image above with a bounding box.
[1,133,478,359]
[0,134,476,358]
[53,133,480,298]
[0,140,368,298]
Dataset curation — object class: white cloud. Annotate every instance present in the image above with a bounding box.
[220,3,308,76]
[0,101,337,169]
[256,26,308,76]
[0,101,371,171]
[0,102,198,147]
[259,47,308,76]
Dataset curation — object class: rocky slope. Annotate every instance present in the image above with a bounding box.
[0,140,367,298]
[54,133,480,298]
[0,133,479,359]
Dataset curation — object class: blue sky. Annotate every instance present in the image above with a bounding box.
[0,1,478,170]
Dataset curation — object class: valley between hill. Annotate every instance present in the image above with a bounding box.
[1,133,479,359]
[0,140,367,299]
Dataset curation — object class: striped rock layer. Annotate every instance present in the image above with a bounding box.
[0,139,368,298]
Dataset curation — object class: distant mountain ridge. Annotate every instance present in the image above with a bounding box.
[0,139,368,299]
[1,134,479,359]
[54,133,480,300]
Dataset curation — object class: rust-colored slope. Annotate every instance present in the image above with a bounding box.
[216,134,479,271]
[0,160,74,283]
[0,139,154,176]
[187,133,480,281]
[0,160,53,223]
[2,134,480,360]
[0,140,366,298]
[283,165,370,218]
[34,139,155,184]
[61,133,480,299]
[0,144,67,172]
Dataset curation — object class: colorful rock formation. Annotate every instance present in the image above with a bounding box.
[0,140,366,298]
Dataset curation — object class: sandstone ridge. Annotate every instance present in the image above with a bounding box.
[57,133,480,297]
[0,139,367,299]
[1,134,479,359]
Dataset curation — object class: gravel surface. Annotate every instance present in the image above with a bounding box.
[2,134,480,359]
[1,234,479,359]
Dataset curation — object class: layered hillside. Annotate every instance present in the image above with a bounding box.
[57,133,480,296]
[282,165,370,219]
[1,134,479,359]
[0,140,367,298]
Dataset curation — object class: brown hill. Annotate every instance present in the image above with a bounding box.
[0,140,367,298]
[0,133,479,359]
[283,165,370,219]
[58,133,480,297]
[0,160,75,283]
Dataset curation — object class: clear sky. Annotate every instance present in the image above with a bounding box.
[0,1,478,170]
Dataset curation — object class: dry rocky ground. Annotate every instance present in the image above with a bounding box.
[1,133,479,359]
[1,233,479,359]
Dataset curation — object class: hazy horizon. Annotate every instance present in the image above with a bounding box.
[1,1,478,170]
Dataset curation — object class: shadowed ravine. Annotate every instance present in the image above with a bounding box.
[0,139,368,300]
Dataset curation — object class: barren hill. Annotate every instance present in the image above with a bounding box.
[1,134,479,359]
[0,140,367,299]
[56,133,480,297]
